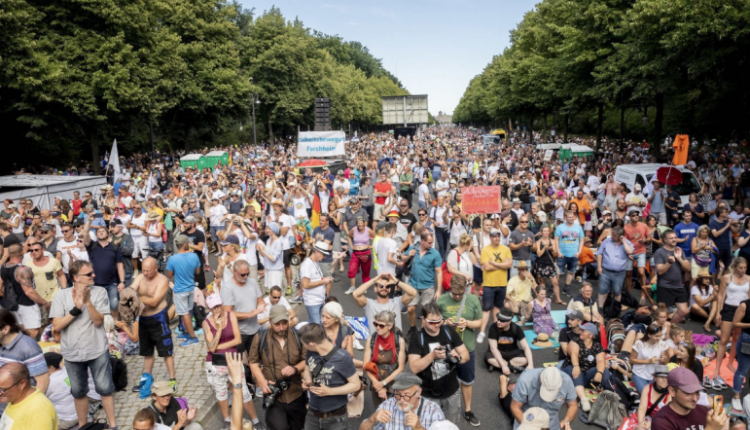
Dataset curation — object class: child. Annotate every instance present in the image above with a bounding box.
[577,237,597,281]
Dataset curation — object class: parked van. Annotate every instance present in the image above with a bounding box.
[614,164,701,207]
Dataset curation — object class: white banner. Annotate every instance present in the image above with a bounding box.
[110,139,122,184]
[298,131,346,157]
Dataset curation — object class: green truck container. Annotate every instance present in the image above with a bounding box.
[180,154,205,170]
[205,151,229,168]
[559,144,593,162]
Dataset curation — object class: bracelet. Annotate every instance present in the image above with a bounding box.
[69,307,83,317]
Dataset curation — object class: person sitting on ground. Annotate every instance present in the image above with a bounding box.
[505,260,536,324]
[149,380,203,430]
[689,275,718,333]
[43,352,79,430]
[636,365,671,429]
[566,282,603,324]
[558,310,584,363]
[560,322,609,412]
[630,323,670,393]
[485,308,533,374]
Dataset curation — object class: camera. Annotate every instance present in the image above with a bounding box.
[440,344,459,365]
[262,379,291,409]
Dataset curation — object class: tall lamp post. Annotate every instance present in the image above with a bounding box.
[250,78,260,146]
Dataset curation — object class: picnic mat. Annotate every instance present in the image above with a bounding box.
[524,325,567,350]
[704,355,739,388]
[514,310,568,327]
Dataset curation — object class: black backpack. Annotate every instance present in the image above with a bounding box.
[602,293,622,319]
[78,419,109,430]
[110,356,128,391]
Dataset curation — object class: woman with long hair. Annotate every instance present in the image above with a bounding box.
[144,212,164,266]
[711,256,749,390]
[690,276,719,333]
[59,200,74,223]
[690,225,715,284]
[362,310,406,409]
[346,217,375,292]
[201,294,257,426]
[630,323,669,393]
[736,218,750,274]
[636,365,671,428]
[533,225,565,305]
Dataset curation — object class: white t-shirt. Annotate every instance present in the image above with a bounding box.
[690,285,714,308]
[418,184,430,203]
[47,368,79,421]
[56,238,78,272]
[435,180,449,197]
[472,232,491,268]
[129,213,146,237]
[292,196,310,219]
[220,253,254,285]
[625,192,647,214]
[257,296,292,327]
[270,213,295,250]
[430,205,452,228]
[233,229,258,266]
[447,249,472,276]
[209,204,228,227]
[212,189,226,201]
[632,340,668,380]
[333,179,350,194]
[300,258,325,306]
[376,237,398,276]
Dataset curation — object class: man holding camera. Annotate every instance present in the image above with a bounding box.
[248,305,306,430]
[408,302,470,424]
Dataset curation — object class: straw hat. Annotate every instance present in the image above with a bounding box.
[532,333,554,348]
[146,211,161,221]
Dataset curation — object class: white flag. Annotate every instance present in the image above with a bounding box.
[110,139,121,184]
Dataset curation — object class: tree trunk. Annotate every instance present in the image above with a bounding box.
[596,103,604,153]
[563,113,569,143]
[267,117,274,143]
[183,122,190,151]
[553,110,559,138]
[619,104,626,152]
[542,114,548,142]
[90,131,101,175]
[652,93,664,160]
[528,112,535,144]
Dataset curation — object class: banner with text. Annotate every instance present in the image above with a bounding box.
[298,131,346,157]
[462,186,502,214]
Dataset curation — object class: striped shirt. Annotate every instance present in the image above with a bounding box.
[373,396,444,430]
[0,332,47,414]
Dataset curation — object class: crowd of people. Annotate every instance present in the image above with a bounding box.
[0,127,749,430]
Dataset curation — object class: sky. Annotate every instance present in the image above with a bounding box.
[237,0,539,115]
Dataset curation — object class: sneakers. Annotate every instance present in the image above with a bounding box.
[131,385,140,393]
[353,339,364,350]
[193,328,204,336]
[464,411,480,427]
[580,396,591,412]
[562,286,572,297]
[169,379,178,394]
[286,286,293,295]
[345,286,356,295]
[703,376,712,389]
[712,376,728,390]
[180,337,199,347]
[289,296,303,304]
[476,332,486,344]
[732,397,743,411]
[176,331,190,340]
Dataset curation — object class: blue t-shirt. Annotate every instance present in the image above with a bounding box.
[741,231,750,254]
[674,221,699,257]
[166,252,201,293]
[407,246,443,290]
[555,223,584,258]
[306,348,356,413]
[710,219,731,249]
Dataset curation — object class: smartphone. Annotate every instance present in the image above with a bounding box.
[714,395,723,415]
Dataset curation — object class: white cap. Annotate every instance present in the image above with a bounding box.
[539,367,562,402]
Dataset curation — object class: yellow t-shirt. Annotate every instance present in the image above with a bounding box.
[0,388,58,430]
[506,275,534,302]
[26,257,63,302]
[480,244,512,287]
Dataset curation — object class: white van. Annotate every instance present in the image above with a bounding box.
[614,164,701,207]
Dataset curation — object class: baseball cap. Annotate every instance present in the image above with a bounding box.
[175,234,190,247]
[568,310,585,322]
[206,293,223,309]
[269,305,290,324]
[517,407,550,430]
[489,228,502,237]
[667,367,704,393]
[580,323,598,336]
[151,380,173,396]
[496,308,514,322]
[634,184,642,191]
[539,367,563,402]
[183,215,197,223]
[220,235,240,246]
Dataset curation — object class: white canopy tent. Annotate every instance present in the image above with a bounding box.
[0,175,107,210]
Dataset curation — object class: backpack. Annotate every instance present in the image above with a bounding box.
[256,326,302,359]
[110,357,128,391]
[78,419,109,430]
[581,390,627,430]
[441,249,461,291]
[602,293,622,319]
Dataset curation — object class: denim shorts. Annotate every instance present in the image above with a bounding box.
[456,350,476,385]
[65,352,115,398]
[629,253,646,269]
[97,283,119,311]
[174,290,194,316]
[599,269,626,296]
[210,226,225,242]
[557,256,578,273]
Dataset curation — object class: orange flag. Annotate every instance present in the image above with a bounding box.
[672,134,689,166]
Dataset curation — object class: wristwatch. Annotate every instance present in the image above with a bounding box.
[233,383,243,390]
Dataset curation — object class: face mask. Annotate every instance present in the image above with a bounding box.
[653,384,668,394]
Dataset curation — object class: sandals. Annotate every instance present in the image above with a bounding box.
[555,300,567,306]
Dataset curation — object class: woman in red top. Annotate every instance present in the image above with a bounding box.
[362,310,406,409]
[637,365,671,428]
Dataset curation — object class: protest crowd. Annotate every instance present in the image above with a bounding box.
[2,126,750,430]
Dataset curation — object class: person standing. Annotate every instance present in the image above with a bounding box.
[555,211,585,298]
[477,229,512,344]
[130,257,177,392]
[110,219,135,287]
[165,235,202,347]
[266,200,294,292]
[373,173,393,222]
[648,181,668,225]
[624,210,650,296]
[353,273,416,334]
[437,275,483,426]
[311,213,336,291]
[674,211,699,262]
[401,231,443,340]
[710,207,740,272]
[299,323,361,430]
[248,305,306,430]
[654,230,692,325]
[81,217,126,320]
[220,260,266,355]
[407,302,469,425]
[596,227,634,309]
[0,362,57,430]
[509,215,535,279]
[1,244,47,339]
[299,242,333,324]
[49,260,117,429]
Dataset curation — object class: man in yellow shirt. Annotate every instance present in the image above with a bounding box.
[0,362,57,430]
[504,261,537,322]
[477,228,512,344]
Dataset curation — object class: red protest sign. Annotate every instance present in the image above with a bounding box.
[462,186,502,214]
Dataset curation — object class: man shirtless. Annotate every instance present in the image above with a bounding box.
[127,257,178,393]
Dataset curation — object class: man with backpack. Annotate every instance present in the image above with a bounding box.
[408,301,470,425]
[248,305,306,430]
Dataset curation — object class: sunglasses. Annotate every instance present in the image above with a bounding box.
[78,271,94,277]
[236,272,250,278]
[62,229,71,233]
[30,248,42,252]
[424,318,443,326]
[373,322,388,329]
[418,214,427,217]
